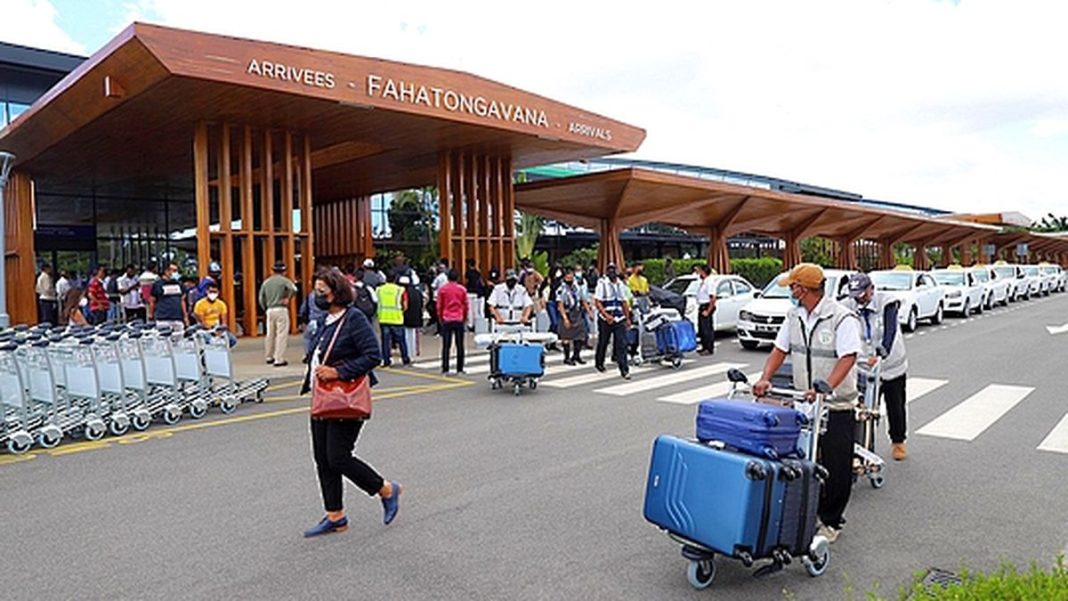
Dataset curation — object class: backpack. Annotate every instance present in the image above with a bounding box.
[354,284,377,319]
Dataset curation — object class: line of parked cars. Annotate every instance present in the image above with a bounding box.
[662,261,1067,350]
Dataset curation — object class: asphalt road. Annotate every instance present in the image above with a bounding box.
[3,293,1068,600]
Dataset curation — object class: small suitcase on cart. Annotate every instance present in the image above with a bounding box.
[656,320,698,355]
[643,435,827,589]
[489,342,545,395]
[695,398,808,459]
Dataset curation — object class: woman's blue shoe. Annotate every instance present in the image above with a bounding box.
[381,482,402,525]
[303,516,348,537]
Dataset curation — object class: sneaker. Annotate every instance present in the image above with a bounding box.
[273,361,288,367]
[381,481,402,525]
[817,524,840,544]
[402,359,412,366]
[265,358,275,365]
[621,372,631,380]
[575,357,587,365]
[563,359,575,366]
[303,515,349,537]
[892,442,908,461]
[595,364,606,373]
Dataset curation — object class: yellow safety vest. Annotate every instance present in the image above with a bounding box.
[377,283,404,325]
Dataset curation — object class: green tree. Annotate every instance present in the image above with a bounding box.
[515,211,545,263]
[1031,213,1068,233]
[800,237,834,267]
[386,187,438,265]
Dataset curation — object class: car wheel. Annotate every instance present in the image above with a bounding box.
[905,307,918,332]
[961,299,970,316]
[931,303,944,325]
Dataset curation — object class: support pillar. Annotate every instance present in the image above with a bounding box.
[707,226,731,274]
[597,218,625,271]
[835,237,857,270]
[438,152,514,274]
[914,241,930,271]
[878,240,896,269]
[783,233,802,270]
[961,239,974,266]
[2,171,36,325]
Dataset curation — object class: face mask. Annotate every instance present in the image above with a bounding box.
[207,293,219,302]
[170,272,179,281]
[78,297,88,308]
[608,272,619,281]
[506,278,517,289]
[314,292,332,311]
[555,270,563,279]
[789,297,801,308]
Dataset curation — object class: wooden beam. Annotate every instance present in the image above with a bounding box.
[841,215,886,242]
[194,122,210,278]
[617,193,732,230]
[301,134,314,291]
[282,131,297,332]
[790,208,830,240]
[240,126,256,337]
[438,152,453,264]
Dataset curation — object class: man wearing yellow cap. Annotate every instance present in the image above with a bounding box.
[753,262,862,544]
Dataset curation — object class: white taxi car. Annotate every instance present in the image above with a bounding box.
[1019,264,1048,298]
[736,269,856,350]
[869,267,945,332]
[990,262,1025,301]
[1038,263,1065,293]
[969,264,1012,308]
[662,274,758,332]
[931,266,985,316]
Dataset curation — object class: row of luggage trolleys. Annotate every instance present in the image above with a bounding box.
[0,322,268,454]
[643,370,836,589]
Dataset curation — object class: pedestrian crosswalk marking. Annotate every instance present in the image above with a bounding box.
[594,362,745,397]
[907,377,949,404]
[542,366,655,388]
[1037,413,1068,454]
[464,352,568,375]
[916,384,1034,441]
[656,371,763,405]
[414,353,491,369]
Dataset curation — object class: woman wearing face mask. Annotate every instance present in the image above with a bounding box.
[556,267,590,365]
[60,287,89,326]
[301,268,401,537]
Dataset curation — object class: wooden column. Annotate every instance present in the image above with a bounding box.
[707,226,731,274]
[596,218,625,271]
[835,237,857,270]
[914,241,930,271]
[3,171,37,325]
[240,126,256,337]
[217,125,237,332]
[438,153,453,265]
[194,123,211,278]
[300,134,314,293]
[783,233,802,270]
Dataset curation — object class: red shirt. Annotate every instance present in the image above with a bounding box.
[88,277,110,312]
[436,281,469,323]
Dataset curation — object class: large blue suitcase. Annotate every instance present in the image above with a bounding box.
[643,435,820,560]
[656,320,697,355]
[695,399,807,459]
[490,342,544,377]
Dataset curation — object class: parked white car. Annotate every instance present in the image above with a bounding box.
[931,267,985,316]
[1019,264,1047,298]
[869,268,946,332]
[969,264,1012,308]
[990,262,1025,301]
[736,269,857,350]
[662,274,758,333]
[1039,263,1067,293]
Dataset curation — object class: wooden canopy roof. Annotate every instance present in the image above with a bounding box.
[0,23,645,200]
[515,167,1068,256]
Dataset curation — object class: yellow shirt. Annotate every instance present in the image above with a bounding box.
[627,274,649,295]
[193,297,228,328]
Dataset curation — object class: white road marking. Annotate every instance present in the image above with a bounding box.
[1037,413,1068,454]
[918,331,927,336]
[542,366,654,388]
[414,353,490,369]
[464,352,568,375]
[905,334,915,339]
[594,362,745,396]
[656,371,764,405]
[917,384,1033,441]
[907,377,949,404]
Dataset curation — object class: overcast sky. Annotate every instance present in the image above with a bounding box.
[3,0,1067,221]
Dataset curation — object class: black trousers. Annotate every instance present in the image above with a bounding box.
[90,309,108,325]
[595,318,629,376]
[124,307,146,323]
[881,373,908,443]
[311,418,385,512]
[37,299,57,325]
[697,303,715,353]
[817,410,855,530]
[440,320,465,372]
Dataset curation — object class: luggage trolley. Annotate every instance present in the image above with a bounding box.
[630,306,691,370]
[138,328,189,425]
[50,335,109,441]
[20,339,74,448]
[92,331,150,436]
[646,369,832,590]
[477,324,554,396]
[853,358,886,488]
[0,342,34,454]
[200,327,268,411]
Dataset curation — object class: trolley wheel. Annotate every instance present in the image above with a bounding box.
[632,356,644,367]
[671,357,683,369]
[131,413,151,431]
[219,399,238,415]
[7,432,33,454]
[37,426,62,448]
[109,418,130,437]
[529,379,538,391]
[189,401,208,419]
[870,474,885,489]
[162,406,182,425]
[686,558,717,590]
[84,420,107,441]
[803,545,830,577]
[513,383,522,396]
[490,379,501,390]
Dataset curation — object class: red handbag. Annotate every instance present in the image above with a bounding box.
[311,312,372,419]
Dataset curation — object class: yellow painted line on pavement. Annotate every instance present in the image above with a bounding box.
[0,379,472,466]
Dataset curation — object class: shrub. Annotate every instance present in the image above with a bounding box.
[730,257,784,288]
[896,558,1068,600]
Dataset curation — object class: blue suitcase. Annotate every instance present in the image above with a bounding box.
[490,342,545,377]
[656,320,697,355]
[695,399,807,459]
[643,435,821,561]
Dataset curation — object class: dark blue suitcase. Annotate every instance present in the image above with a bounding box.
[656,320,697,355]
[643,435,820,561]
[490,342,544,377]
[695,399,807,459]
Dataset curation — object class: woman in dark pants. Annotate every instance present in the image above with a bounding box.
[301,268,402,537]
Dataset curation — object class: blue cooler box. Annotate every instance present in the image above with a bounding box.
[492,343,544,377]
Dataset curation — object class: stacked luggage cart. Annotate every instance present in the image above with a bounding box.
[628,306,697,370]
[0,321,269,455]
[474,324,556,396]
[643,369,833,589]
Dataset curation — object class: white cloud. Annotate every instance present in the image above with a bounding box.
[0,0,84,54]
[80,0,1068,217]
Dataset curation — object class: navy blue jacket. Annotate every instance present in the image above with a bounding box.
[301,307,381,394]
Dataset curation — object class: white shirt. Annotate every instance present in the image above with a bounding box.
[487,283,532,322]
[55,276,71,300]
[695,276,713,304]
[118,274,144,309]
[773,297,862,358]
[36,272,56,301]
[432,271,448,291]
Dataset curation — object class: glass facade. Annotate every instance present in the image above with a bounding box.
[1,100,31,126]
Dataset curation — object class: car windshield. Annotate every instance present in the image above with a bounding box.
[762,274,792,299]
[664,278,693,295]
[972,270,989,283]
[871,272,913,291]
[932,272,965,286]
[1024,267,1040,276]
[1041,266,1057,275]
[993,266,1015,278]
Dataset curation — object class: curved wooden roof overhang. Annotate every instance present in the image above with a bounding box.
[515,168,1068,257]
[0,23,646,201]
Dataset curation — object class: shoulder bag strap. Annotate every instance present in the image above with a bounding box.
[320,310,349,365]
